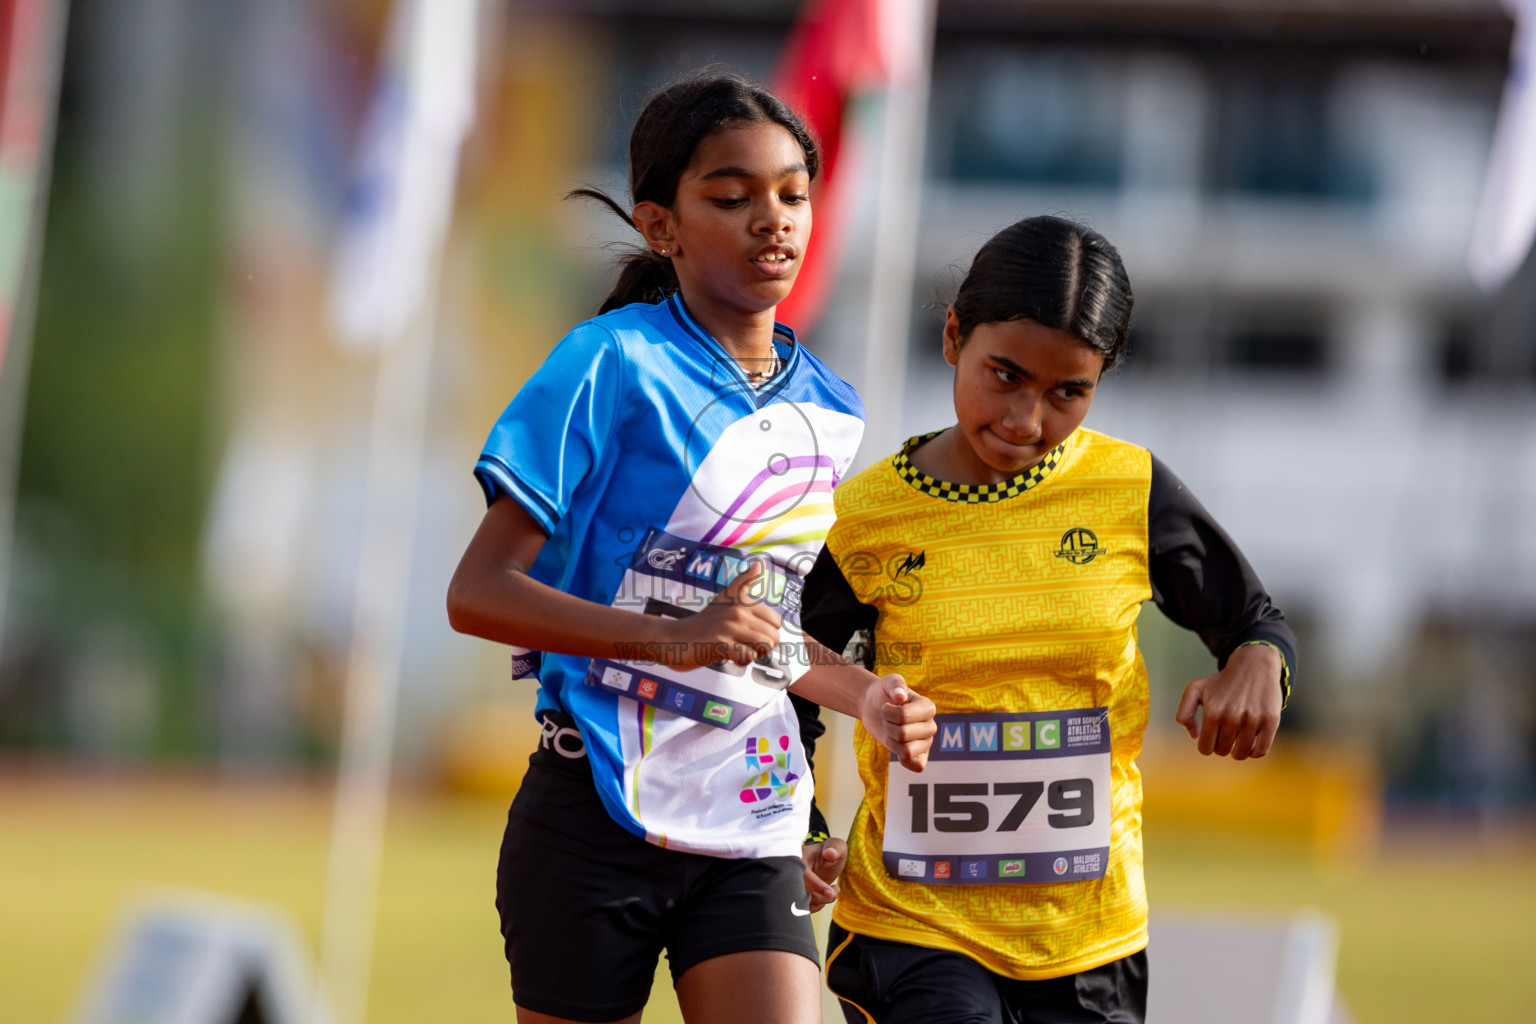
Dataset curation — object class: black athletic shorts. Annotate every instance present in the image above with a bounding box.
[826,921,1147,1024]
[495,710,820,1022]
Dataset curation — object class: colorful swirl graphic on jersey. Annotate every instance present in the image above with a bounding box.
[739,734,800,803]
[699,454,838,553]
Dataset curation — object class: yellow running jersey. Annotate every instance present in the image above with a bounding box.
[804,427,1294,980]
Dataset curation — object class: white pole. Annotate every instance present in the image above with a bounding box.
[317,0,479,1018]
[858,0,936,456]
[318,285,439,1024]
[1468,0,1536,292]
[0,0,70,660]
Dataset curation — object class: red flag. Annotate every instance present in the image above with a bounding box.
[0,0,67,371]
[772,0,915,334]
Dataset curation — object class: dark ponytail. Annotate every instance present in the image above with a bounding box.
[570,68,820,315]
[951,216,1134,370]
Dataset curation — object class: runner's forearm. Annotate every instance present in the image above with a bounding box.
[789,638,881,718]
[447,563,673,659]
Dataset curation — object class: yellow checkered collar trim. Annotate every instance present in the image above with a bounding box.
[892,431,1066,503]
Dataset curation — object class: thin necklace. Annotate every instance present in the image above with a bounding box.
[744,353,782,385]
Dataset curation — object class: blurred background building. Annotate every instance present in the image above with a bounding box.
[3,0,1533,812]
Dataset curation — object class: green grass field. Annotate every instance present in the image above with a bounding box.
[3,769,1532,1023]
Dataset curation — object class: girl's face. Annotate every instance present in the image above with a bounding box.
[942,307,1105,480]
[635,122,811,319]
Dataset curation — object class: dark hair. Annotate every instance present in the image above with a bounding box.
[951,216,1134,370]
[570,69,821,314]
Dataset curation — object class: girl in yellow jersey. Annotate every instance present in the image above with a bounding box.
[798,216,1296,1024]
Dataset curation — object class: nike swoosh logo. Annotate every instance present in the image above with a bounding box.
[789,900,811,917]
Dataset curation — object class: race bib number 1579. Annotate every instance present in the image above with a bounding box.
[881,709,1112,884]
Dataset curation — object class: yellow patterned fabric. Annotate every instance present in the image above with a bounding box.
[828,427,1154,980]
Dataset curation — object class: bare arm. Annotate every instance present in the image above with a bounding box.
[789,638,936,771]
[445,497,781,669]
[791,639,936,910]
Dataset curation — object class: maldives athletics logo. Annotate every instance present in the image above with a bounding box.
[739,734,800,803]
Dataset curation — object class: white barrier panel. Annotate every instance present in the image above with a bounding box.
[1147,910,1344,1024]
[71,890,321,1024]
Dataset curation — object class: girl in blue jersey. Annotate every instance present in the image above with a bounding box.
[447,71,936,1024]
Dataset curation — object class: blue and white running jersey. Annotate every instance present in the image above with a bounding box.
[475,294,864,859]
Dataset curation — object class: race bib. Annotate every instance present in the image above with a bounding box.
[881,709,1112,884]
[585,526,806,729]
